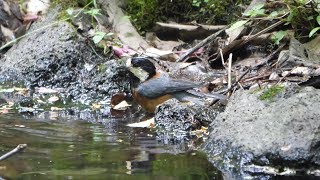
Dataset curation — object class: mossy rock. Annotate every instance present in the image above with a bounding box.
[259,85,285,101]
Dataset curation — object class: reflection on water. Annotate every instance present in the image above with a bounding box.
[0,112,222,179]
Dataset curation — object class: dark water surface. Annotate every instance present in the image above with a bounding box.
[0,112,222,179]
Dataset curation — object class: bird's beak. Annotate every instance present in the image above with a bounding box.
[126,58,132,68]
[125,58,149,82]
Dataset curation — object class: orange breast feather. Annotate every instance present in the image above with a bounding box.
[133,90,172,113]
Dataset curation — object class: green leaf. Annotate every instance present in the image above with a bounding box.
[309,27,320,37]
[286,12,293,24]
[296,0,307,5]
[243,3,266,17]
[307,16,313,21]
[92,31,106,44]
[271,31,287,45]
[229,20,248,31]
[84,8,101,16]
[317,15,320,25]
[268,11,279,18]
[66,8,73,16]
[192,0,201,7]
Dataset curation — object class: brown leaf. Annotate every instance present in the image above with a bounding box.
[110,93,127,106]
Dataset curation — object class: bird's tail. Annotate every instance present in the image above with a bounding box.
[173,90,227,106]
[186,90,227,100]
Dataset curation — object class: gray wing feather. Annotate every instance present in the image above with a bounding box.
[137,75,199,98]
[186,90,227,100]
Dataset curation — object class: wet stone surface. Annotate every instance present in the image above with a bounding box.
[202,84,320,179]
[155,99,221,141]
[0,10,130,114]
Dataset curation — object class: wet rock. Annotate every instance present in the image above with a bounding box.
[0,90,28,107]
[0,98,6,106]
[0,8,130,112]
[202,84,320,179]
[155,99,221,141]
[19,97,34,107]
[0,20,98,87]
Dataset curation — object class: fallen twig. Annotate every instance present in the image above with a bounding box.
[220,68,251,95]
[243,73,271,82]
[253,43,286,69]
[220,49,225,67]
[210,68,250,106]
[240,20,284,46]
[156,22,226,31]
[0,144,27,161]
[177,27,228,62]
[227,53,233,95]
[210,20,284,65]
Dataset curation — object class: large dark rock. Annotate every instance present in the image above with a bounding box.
[202,84,320,179]
[155,99,221,142]
[0,8,130,111]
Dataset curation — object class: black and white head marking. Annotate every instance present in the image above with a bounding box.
[126,57,156,82]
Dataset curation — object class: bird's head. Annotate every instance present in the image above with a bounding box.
[126,57,156,82]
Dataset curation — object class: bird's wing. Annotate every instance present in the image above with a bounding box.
[186,89,227,100]
[136,75,199,98]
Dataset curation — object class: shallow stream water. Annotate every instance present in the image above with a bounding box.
[0,112,222,179]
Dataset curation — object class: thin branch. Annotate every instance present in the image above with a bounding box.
[0,144,27,161]
[210,68,250,106]
[227,53,233,90]
[220,68,251,95]
[177,27,228,62]
[240,20,284,46]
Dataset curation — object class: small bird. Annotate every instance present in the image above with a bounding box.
[126,56,226,113]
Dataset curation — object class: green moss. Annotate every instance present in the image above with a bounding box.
[52,0,94,21]
[51,0,78,9]
[259,85,284,101]
[50,0,77,21]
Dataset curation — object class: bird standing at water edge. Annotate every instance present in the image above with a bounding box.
[126,56,226,113]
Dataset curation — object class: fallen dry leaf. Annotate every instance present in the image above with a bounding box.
[145,47,179,61]
[113,46,136,57]
[112,100,131,110]
[14,125,25,128]
[48,96,59,103]
[191,126,209,137]
[110,93,127,106]
[127,118,155,128]
[36,87,58,94]
[50,107,64,111]
[291,67,311,76]
[91,103,101,110]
